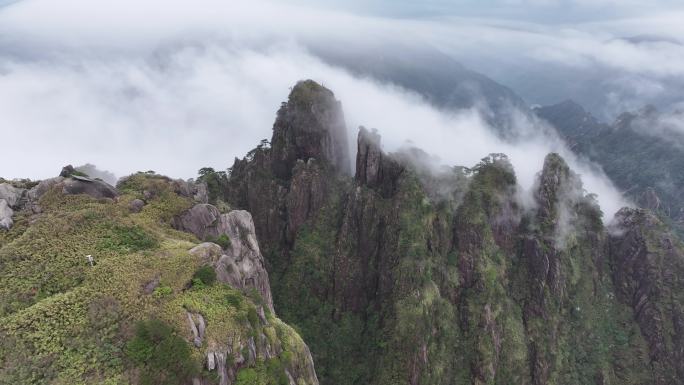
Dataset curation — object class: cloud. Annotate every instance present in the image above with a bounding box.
[0,0,630,219]
[412,14,684,118]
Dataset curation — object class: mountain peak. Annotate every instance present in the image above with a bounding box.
[270,80,351,179]
[554,99,587,114]
[536,153,584,220]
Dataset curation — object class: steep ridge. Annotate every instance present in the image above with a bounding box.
[224,80,684,385]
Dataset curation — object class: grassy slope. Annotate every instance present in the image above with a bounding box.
[0,174,312,385]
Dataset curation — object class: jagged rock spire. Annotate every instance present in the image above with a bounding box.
[270,80,351,179]
[535,153,583,222]
[355,126,403,197]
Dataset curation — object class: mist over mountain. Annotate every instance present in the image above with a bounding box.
[307,40,528,129]
[536,100,684,233]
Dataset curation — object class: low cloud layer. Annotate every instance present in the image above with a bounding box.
[0,0,637,218]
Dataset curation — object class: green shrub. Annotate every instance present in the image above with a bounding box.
[215,234,231,249]
[236,368,258,385]
[125,319,199,385]
[192,266,217,287]
[225,292,243,308]
[116,172,171,196]
[97,224,158,253]
[205,233,231,249]
[247,306,260,328]
[198,167,229,205]
[234,358,289,385]
[153,286,173,297]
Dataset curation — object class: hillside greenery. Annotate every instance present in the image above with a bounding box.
[0,173,313,385]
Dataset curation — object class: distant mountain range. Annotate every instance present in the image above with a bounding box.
[309,41,529,131]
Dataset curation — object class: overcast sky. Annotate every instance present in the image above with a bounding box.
[3,0,683,217]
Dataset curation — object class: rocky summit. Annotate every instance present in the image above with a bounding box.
[1,80,684,385]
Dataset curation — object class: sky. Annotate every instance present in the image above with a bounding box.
[286,0,682,22]
[2,0,681,218]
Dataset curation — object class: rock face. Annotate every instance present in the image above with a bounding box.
[221,81,684,385]
[355,127,404,198]
[270,79,351,179]
[194,323,318,385]
[224,80,353,253]
[173,204,223,241]
[181,209,274,313]
[609,208,684,384]
[179,209,318,385]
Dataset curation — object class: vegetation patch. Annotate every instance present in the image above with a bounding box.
[191,265,217,288]
[97,224,158,253]
[125,319,199,385]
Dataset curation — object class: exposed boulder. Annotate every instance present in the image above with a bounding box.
[0,183,27,209]
[59,165,77,178]
[173,179,209,204]
[0,199,13,230]
[128,198,145,213]
[74,163,118,185]
[173,204,222,241]
[26,167,118,202]
[198,327,318,385]
[27,177,65,201]
[1,183,28,229]
[141,275,160,294]
[194,181,209,204]
[61,176,118,199]
[186,209,274,313]
[186,312,206,347]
